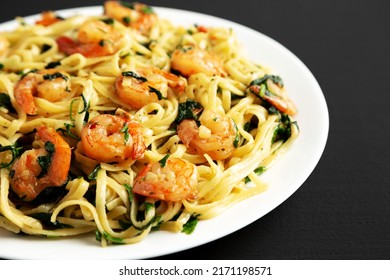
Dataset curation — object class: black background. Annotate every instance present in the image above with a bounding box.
[1,0,389,259]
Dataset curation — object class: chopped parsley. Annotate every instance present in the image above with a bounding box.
[133,215,162,231]
[119,1,154,14]
[250,75,284,88]
[100,18,114,25]
[37,141,55,177]
[122,16,131,24]
[20,68,38,79]
[95,230,124,245]
[124,184,134,204]
[249,75,284,105]
[0,93,13,111]
[41,43,52,53]
[88,165,101,180]
[43,72,68,81]
[122,71,148,82]
[245,166,266,183]
[141,5,154,14]
[120,122,130,144]
[175,99,203,124]
[144,202,154,213]
[148,86,165,100]
[29,212,72,230]
[272,113,298,143]
[44,61,61,69]
[159,154,170,167]
[120,1,135,9]
[56,123,80,140]
[78,94,90,124]
[233,122,240,148]
[0,144,22,168]
[182,214,200,234]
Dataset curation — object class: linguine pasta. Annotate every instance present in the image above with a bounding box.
[0,1,299,246]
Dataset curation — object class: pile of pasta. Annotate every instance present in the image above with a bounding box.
[0,1,299,246]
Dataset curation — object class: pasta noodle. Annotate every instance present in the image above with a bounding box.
[0,1,299,246]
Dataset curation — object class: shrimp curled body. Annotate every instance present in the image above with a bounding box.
[177,110,237,160]
[249,77,297,115]
[10,126,71,201]
[104,1,157,34]
[114,67,186,109]
[133,157,198,202]
[13,69,72,115]
[56,19,124,57]
[81,112,145,163]
[171,44,226,77]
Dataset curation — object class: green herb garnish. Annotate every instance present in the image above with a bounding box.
[122,16,131,24]
[144,202,154,213]
[148,86,165,100]
[78,94,90,124]
[124,184,134,204]
[134,215,162,231]
[120,122,130,144]
[122,71,148,82]
[29,212,72,229]
[88,165,101,180]
[56,123,80,140]
[103,232,124,244]
[44,61,61,69]
[159,154,170,167]
[272,113,298,143]
[249,75,284,104]
[141,5,154,14]
[0,93,12,110]
[43,72,68,81]
[244,166,266,183]
[250,75,284,88]
[95,230,124,244]
[37,141,55,177]
[41,44,52,53]
[182,214,200,234]
[175,99,203,124]
[0,144,22,168]
[100,18,114,25]
[233,122,240,148]
[20,69,38,80]
[120,1,135,9]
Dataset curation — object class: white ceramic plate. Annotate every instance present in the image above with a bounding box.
[0,6,328,259]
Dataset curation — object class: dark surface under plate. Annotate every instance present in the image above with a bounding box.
[0,0,389,259]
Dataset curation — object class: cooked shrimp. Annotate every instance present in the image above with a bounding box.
[115,66,186,109]
[14,69,72,115]
[0,35,9,57]
[56,19,124,57]
[81,111,145,163]
[35,11,63,26]
[133,157,198,202]
[10,126,71,201]
[171,44,226,77]
[104,1,157,34]
[177,110,237,160]
[249,75,297,115]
